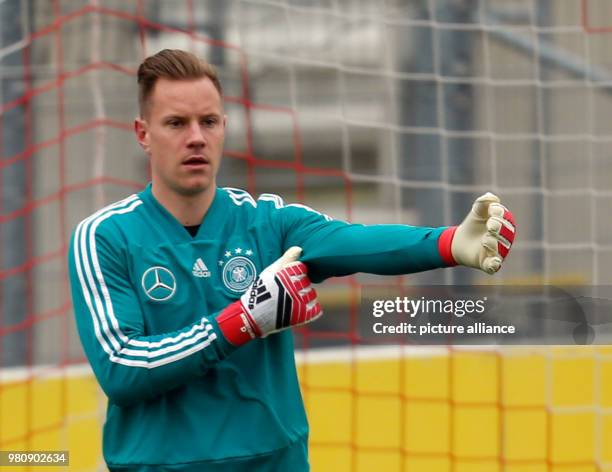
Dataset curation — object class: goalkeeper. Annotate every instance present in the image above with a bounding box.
[68,49,516,471]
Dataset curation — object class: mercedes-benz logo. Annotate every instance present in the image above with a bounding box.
[141,266,177,302]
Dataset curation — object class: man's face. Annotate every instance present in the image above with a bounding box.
[134,77,226,198]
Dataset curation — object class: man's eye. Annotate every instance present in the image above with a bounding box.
[167,120,183,128]
[202,118,218,127]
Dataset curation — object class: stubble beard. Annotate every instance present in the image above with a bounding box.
[153,165,215,199]
[170,174,214,197]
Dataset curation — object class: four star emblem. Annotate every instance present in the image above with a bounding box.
[218,247,255,267]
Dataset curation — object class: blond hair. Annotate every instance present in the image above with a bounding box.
[137,49,223,116]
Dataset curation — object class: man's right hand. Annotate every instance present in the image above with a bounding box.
[216,247,322,346]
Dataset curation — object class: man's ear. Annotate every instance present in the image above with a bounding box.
[134,118,150,155]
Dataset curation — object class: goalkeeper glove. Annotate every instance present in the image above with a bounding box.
[438,192,516,274]
[216,246,322,346]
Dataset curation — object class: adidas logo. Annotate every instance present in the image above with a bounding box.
[247,278,272,309]
[192,258,211,278]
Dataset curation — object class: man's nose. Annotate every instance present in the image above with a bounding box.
[186,121,206,147]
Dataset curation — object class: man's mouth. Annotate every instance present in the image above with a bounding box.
[182,156,209,167]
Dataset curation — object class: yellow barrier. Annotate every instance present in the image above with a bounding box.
[0,366,102,471]
[1,346,611,471]
[298,346,612,472]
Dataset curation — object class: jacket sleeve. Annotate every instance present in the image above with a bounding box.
[68,219,236,408]
[261,195,453,283]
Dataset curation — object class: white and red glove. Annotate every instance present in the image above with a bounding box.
[438,192,516,274]
[216,246,322,346]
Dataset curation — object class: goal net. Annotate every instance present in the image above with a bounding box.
[1,0,612,470]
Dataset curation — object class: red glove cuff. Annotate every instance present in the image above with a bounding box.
[216,301,260,347]
[438,226,458,266]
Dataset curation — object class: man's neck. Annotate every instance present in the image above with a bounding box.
[152,184,216,226]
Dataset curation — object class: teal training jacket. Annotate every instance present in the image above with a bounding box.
[68,184,450,471]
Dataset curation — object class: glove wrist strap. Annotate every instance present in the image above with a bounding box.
[438,226,458,266]
[217,301,259,347]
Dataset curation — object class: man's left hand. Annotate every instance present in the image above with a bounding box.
[438,192,516,274]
